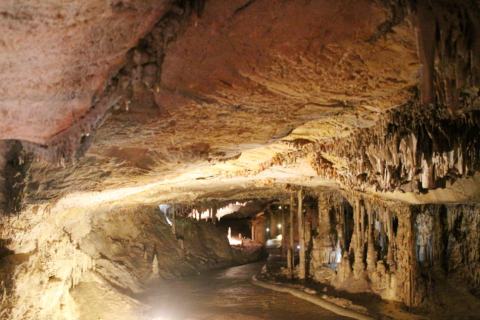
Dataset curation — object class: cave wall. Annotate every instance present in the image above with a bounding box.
[0,203,236,320]
[251,214,267,244]
[0,142,7,211]
[413,204,480,295]
[308,191,480,307]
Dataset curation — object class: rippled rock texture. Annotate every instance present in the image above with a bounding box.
[0,204,244,320]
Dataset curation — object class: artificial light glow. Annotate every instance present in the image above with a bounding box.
[228,237,242,245]
[266,228,270,232]
[278,205,282,209]
[159,204,173,226]
[165,215,173,226]
[186,201,251,220]
[335,248,342,263]
[216,201,248,219]
[152,310,177,320]
[277,223,282,229]
[297,245,301,249]
[227,227,242,245]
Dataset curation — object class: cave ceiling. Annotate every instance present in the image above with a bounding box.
[1,0,479,211]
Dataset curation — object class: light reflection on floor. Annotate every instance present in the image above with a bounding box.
[141,262,349,320]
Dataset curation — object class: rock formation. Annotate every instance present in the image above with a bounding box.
[0,0,479,319]
[0,203,247,319]
[308,191,480,313]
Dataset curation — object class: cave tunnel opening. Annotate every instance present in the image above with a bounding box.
[1,0,480,319]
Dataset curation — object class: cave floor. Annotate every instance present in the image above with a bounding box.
[140,262,350,320]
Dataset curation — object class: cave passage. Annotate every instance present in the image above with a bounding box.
[1,0,480,319]
[140,262,349,320]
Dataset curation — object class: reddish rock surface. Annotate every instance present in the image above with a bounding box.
[0,0,170,144]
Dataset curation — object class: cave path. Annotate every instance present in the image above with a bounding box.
[140,262,350,320]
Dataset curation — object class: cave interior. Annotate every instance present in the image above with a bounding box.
[0,0,480,319]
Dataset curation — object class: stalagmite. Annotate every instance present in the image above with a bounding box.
[172,204,176,236]
[315,193,333,265]
[151,254,159,279]
[386,211,396,271]
[281,207,286,257]
[288,193,294,278]
[366,207,377,272]
[352,198,365,279]
[298,189,306,280]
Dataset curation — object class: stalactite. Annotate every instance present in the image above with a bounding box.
[312,105,480,193]
[212,204,217,224]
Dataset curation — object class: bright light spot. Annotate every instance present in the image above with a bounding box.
[335,241,342,263]
[278,205,282,209]
[297,245,301,250]
[227,227,242,245]
[336,249,342,263]
[277,223,282,229]
[152,311,177,320]
[266,228,270,232]
[276,234,283,241]
[159,205,172,226]
[228,237,242,245]
[158,204,170,214]
[185,201,250,221]
[216,201,248,219]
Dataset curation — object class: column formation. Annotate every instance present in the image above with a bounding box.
[297,189,306,280]
[287,193,295,278]
[352,198,365,279]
